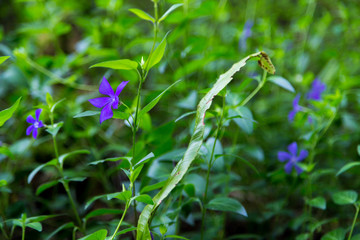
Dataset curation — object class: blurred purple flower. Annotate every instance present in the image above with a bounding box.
[278,142,308,174]
[288,94,302,122]
[307,78,326,101]
[26,109,44,139]
[150,232,154,240]
[89,77,129,124]
[239,20,253,51]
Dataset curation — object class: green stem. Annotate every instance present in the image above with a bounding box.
[348,205,359,240]
[50,112,83,231]
[110,202,130,240]
[240,70,267,106]
[21,223,25,240]
[201,94,226,240]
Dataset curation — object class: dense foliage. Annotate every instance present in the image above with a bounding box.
[1,0,360,239]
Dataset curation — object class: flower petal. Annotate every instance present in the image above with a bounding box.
[278,151,291,162]
[89,97,110,108]
[35,109,42,121]
[99,77,115,96]
[297,149,308,162]
[26,125,34,135]
[294,164,303,174]
[26,115,36,124]
[112,97,119,109]
[288,142,298,156]
[288,110,297,122]
[100,103,113,124]
[284,162,293,174]
[32,128,38,139]
[293,94,301,108]
[37,121,44,128]
[115,81,129,96]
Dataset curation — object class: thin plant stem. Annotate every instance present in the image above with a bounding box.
[201,94,226,240]
[240,70,267,107]
[110,202,130,240]
[21,223,25,240]
[348,204,359,240]
[50,112,83,231]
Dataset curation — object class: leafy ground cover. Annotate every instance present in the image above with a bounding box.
[0,0,360,239]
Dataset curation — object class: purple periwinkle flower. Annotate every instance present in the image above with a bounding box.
[89,77,129,124]
[239,20,253,51]
[150,232,154,240]
[26,109,44,139]
[288,94,303,122]
[307,78,326,101]
[278,142,308,174]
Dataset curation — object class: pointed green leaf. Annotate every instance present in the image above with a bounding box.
[36,180,59,195]
[90,59,138,70]
[164,235,189,240]
[332,190,358,205]
[306,197,326,210]
[138,79,182,119]
[0,97,22,127]
[106,191,132,201]
[88,156,131,166]
[85,208,123,221]
[268,76,295,92]
[59,150,90,168]
[74,111,100,118]
[129,8,155,23]
[26,222,42,232]
[45,122,63,137]
[337,162,360,176]
[136,52,270,239]
[134,152,155,169]
[159,4,183,22]
[140,180,166,194]
[0,56,10,65]
[78,229,107,240]
[28,159,58,183]
[321,228,346,240]
[132,194,154,205]
[206,197,247,217]
[145,32,169,71]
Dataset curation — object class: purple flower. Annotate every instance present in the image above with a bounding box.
[307,78,326,101]
[239,20,253,51]
[278,142,308,174]
[26,109,44,139]
[288,94,303,122]
[150,232,154,240]
[89,77,129,124]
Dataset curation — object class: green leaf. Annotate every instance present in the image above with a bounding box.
[132,194,154,205]
[78,229,107,240]
[175,111,196,122]
[136,52,269,239]
[0,180,7,188]
[27,215,59,223]
[321,228,346,240]
[129,8,155,23]
[89,156,131,166]
[74,111,100,118]
[85,194,107,209]
[164,235,189,240]
[45,122,63,137]
[267,76,295,92]
[45,222,74,240]
[85,208,123,221]
[36,180,59,195]
[337,162,360,176]
[229,107,254,134]
[159,4,183,22]
[216,154,259,175]
[357,145,360,157]
[140,180,166,194]
[206,197,247,217]
[50,98,65,113]
[115,227,137,237]
[145,32,169,71]
[46,93,54,108]
[26,222,42,232]
[113,111,130,120]
[332,190,358,205]
[59,149,90,168]
[306,197,326,210]
[131,165,144,183]
[0,56,10,65]
[106,191,132,201]
[0,97,22,127]
[138,79,182,119]
[28,159,58,183]
[133,152,155,169]
[90,59,138,70]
